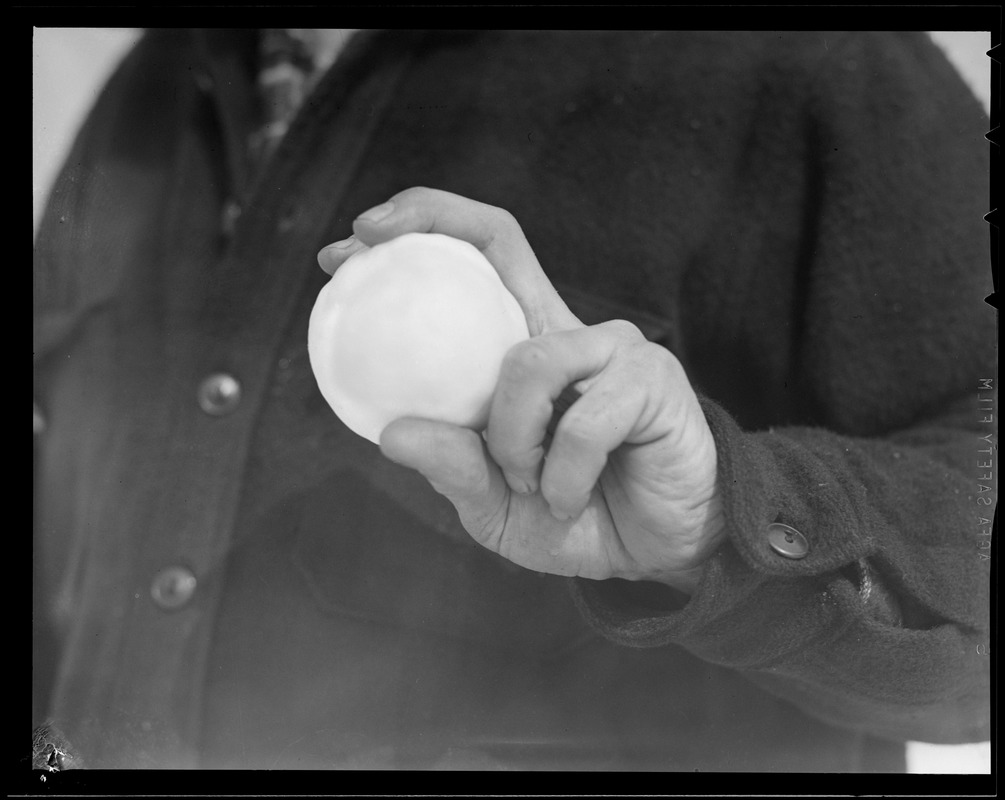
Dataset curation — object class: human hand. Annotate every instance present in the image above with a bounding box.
[317,187,725,594]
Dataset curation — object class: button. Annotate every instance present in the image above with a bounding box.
[150,566,197,610]
[766,523,809,559]
[221,200,242,236]
[198,373,242,416]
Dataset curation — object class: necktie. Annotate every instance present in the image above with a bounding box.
[250,29,316,166]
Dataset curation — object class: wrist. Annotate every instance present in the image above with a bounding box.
[649,500,726,597]
[649,560,709,597]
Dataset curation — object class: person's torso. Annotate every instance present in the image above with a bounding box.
[33,29,904,770]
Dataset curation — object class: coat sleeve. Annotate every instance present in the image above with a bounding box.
[571,32,993,745]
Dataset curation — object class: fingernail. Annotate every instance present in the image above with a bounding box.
[317,238,356,274]
[356,200,395,223]
[550,506,572,522]
[324,236,356,250]
[503,471,533,495]
[317,238,355,268]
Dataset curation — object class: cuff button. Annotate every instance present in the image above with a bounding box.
[766,522,809,559]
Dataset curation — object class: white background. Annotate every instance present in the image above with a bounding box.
[32,28,993,774]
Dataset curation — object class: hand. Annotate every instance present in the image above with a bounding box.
[317,187,725,594]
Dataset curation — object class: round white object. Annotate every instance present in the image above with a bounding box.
[308,232,530,444]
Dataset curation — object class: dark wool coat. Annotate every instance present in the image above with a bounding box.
[33,29,992,771]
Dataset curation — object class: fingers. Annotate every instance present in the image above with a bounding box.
[487,320,666,520]
[486,325,616,493]
[378,417,510,548]
[541,369,650,520]
[349,187,581,334]
[317,236,368,275]
[353,187,518,253]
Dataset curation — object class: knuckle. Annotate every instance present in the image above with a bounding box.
[487,204,520,232]
[620,339,680,382]
[500,338,552,382]
[601,318,645,343]
[393,185,433,202]
[646,341,684,380]
[482,205,526,248]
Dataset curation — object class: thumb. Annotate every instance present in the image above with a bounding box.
[379,417,510,542]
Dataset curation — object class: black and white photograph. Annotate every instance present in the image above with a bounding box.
[31,11,994,790]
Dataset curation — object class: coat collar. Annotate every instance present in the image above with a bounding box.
[191,29,260,201]
[189,29,427,202]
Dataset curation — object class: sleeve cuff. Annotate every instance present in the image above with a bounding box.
[569,395,883,666]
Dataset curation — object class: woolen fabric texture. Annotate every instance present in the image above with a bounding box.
[33,29,992,770]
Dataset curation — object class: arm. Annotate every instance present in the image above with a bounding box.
[574,31,993,744]
[313,33,992,746]
[574,391,992,744]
